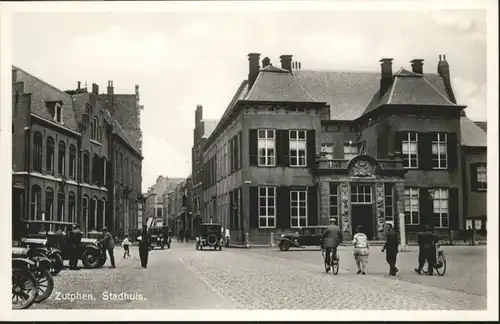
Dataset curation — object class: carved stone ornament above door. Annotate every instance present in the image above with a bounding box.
[347,155,379,177]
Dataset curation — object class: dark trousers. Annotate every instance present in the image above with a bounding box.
[418,248,436,274]
[325,247,338,265]
[69,244,78,268]
[386,251,398,275]
[106,248,116,267]
[123,245,130,258]
[139,247,149,267]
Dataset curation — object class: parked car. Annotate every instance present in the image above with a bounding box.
[196,223,223,251]
[278,226,328,251]
[18,220,106,269]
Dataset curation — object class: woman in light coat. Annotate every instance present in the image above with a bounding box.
[353,225,369,275]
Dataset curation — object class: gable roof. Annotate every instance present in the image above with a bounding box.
[13,66,79,131]
[474,121,487,132]
[112,119,142,156]
[461,116,487,147]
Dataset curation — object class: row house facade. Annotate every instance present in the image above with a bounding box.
[12,66,143,239]
[166,179,191,237]
[198,53,487,244]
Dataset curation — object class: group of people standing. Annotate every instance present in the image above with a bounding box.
[321,218,440,276]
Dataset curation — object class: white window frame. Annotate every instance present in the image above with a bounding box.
[31,187,40,220]
[53,103,63,124]
[384,183,394,222]
[321,143,334,160]
[404,188,420,225]
[290,189,308,228]
[343,142,359,160]
[432,133,448,169]
[477,163,487,190]
[402,132,418,169]
[350,185,372,204]
[258,129,276,167]
[258,186,276,228]
[289,130,307,167]
[431,188,449,228]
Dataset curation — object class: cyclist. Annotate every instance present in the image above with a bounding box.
[415,225,439,275]
[320,218,343,272]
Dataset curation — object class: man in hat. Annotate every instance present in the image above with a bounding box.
[415,225,439,275]
[69,224,83,270]
[381,221,399,276]
[320,218,343,272]
[98,227,116,268]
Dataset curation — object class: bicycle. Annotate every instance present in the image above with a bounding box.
[321,247,339,275]
[422,243,447,276]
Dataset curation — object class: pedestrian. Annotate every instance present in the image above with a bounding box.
[320,218,343,273]
[467,226,476,245]
[381,222,399,276]
[225,227,231,248]
[353,225,369,275]
[415,225,439,275]
[69,225,82,270]
[53,226,64,250]
[138,225,150,268]
[185,231,189,243]
[121,235,131,259]
[98,227,116,268]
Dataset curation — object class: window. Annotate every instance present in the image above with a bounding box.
[258,129,275,166]
[402,132,418,168]
[321,144,334,160]
[351,185,372,204]
[30,185,42,220]
[432,133,448,169]
[329,183,339,225]
[58,141,66,176]
[291,189,308,228]
[46,137,55,174]
[157,208,162,218]
[68,192,76,223]
[477,163,487,190]
[289,130,307,167]
[91,117,99,141]
[57,191,65,222]
[384,183,394,222]
[97,199,104,230]
[101,157,107,186]
[82,196,89,232]
[69,145,76,178]
[52,102,62,123]
[404,188,419,225]
[83,151,90,183]
[101,199,106,229]
[258,186,276,228]
[92,154,100,185]
[33,132,43,172]
[224,143,228,177]
[89,197,97,231]
[431,188,449,228]
[45,187,54,221]
[344,142,359,160]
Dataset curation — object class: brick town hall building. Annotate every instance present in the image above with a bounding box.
[198,53,487,244]
[12,66,144,239]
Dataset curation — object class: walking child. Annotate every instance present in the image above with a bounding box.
[122,235,131,258]
[353,225,369,275]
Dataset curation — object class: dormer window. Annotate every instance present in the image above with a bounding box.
[46,101,63,124]
[54,103,62,123]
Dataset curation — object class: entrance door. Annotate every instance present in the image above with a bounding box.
[351,205,374,240]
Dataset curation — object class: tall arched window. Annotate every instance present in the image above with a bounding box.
[83,151,90,183]
[92,117,99,141]
[101,157,107,186]
[57,189,65,222]
[33,132,43,172]
[30,185,42,220]
[90,197,98,231]
[82,195,89,233]
[101,198,106,229]
[68,191,76,223]
[45,187,54,221]
[97,198,104,230]
[92,154,100,186]
[58,141,66,176]
[46,137,55,174]
[69,145,76,178]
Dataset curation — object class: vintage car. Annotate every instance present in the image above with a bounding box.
[277,226,328,251]
[18,220,107,269]
[148,225,170,250]
[195,223,223,251]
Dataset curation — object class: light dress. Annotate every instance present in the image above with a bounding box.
[353,233,370,263]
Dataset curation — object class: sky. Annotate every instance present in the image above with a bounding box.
[10,8,488,192]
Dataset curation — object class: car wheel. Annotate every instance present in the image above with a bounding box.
[12,268,38,309]
[279,242,290,251]
[49,253,63,276]
[33,268,54,303]
[82,251,101,269]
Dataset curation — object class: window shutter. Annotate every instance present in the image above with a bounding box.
[239,187,243,229]
[418,132,433,170]
[307,130,316,172]
[275,130,284,166]
[228,139,233,174]
[448,188,459,230]
[277,186,290,229]
[238,131,243,170]
[470,163,478,191]
[394,131,403,154]
[307,186,318,226]
[282,130,290,166]
[229,191,234,229]
[249,186,258,229]
[249,129,258,166]
[447,132,458,171]
[419,187,431,227]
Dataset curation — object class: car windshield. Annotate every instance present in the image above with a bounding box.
[150,228,162,235]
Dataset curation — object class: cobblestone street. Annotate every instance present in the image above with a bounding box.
[32,243,486,310]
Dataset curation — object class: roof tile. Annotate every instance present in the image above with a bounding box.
[461,116,487,147]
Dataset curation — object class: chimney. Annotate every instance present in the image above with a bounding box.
[92,83,99,95]
[195,104,203,125]
[77,81,81,90]
[280,54,293,72]
[410,59,424,74]
[107,80,114,96]
[437,54,457,104]
[262,57,271,68]
[248,53,261,89]
[379,58,393,96]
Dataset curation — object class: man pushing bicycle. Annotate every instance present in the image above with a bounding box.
[320,218,343,273]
